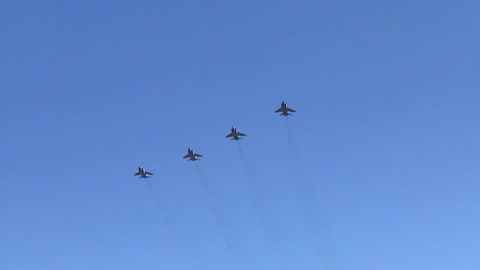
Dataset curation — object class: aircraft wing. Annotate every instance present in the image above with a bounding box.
[226,133,234,138]
[287,107,296,112]
[195,153,203,157]
[145,171,154,175]
[275,108,283,113]
[238,132,246,136]
[134,172,141,176]
[183,154,190,159]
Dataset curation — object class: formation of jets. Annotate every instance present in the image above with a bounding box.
[135,101,296,178]
[183,147,203,161]
[134,166,154,178]
[275,101,296,116]
[226,127,246,140]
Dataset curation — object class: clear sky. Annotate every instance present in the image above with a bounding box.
[1,1,479,269]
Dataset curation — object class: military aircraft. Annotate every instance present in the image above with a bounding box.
[275,101,296,116]
[183,148,203,161]
[134,166,154,178]
[226,127,246,140]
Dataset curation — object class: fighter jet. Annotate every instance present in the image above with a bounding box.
[275,101,296,116]
[226,127,246,140]
[183,148,203,161]
[134,166,154,178]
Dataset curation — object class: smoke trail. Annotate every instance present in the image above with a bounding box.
[236,143,256,181]
[284,117,301,167]
[236,143,288,270]
[236,143,264,216]
[146,180,175,229]
[194,163,244,270]
[145,180,208,269]
[283,118,343,270]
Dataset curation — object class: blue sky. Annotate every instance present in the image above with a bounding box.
[1,1,479,269]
